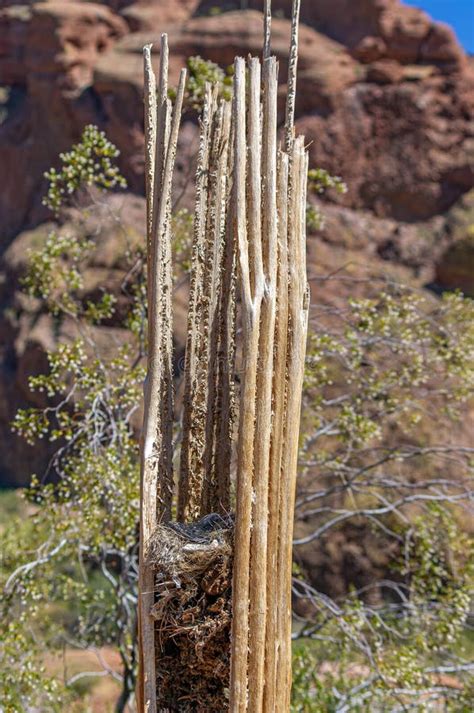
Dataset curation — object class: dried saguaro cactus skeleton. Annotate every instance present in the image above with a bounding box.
[138,0,308,710]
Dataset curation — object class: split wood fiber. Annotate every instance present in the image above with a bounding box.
[139,0,308,709]
[140,36,186,713]
[179,87,235,521]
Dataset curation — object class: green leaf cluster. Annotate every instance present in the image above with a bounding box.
[43,125,127,214]
[176,55,233,110]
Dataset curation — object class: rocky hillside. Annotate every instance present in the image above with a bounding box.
[0,0,473,486]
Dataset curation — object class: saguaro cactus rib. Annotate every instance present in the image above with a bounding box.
[179,85,214,521]
[248,54,279,712]
[140,1,308,708]
[285,0,301,153]
[275,137,309,712]
[229,55,258,713]
[139,43,186,713]
[179,88,235,521]
[264,149,290,713]
[214,103,237,514]
[202,98,234,515]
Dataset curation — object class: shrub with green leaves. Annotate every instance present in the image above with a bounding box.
[291,507,474,711]
[2,126,140,711]
[292,279,474,711]
[177,55,233,110]
[306,168,347,231]
[43,124,127,214]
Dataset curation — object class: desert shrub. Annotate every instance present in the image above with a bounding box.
[292,277,474,711]
[306,168,347,231]
[43,125,127,214]
[169,55,233,110]
[1,127,140,712]
[291,507,474,711]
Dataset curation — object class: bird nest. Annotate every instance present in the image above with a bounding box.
[146,514,234,712]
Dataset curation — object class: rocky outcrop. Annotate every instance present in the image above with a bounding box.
[121,0,201,32]
[1,0,473,242]
[0,1,128,242]
[213,0,466,71]
[299,68,474,221]
[0,2,127,91]
[435,235,474,297]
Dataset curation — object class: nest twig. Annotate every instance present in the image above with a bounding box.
[146,514,234,712]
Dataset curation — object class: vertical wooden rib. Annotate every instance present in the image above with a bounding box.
[151,34,169,266]
[263,0,272,60]
[143,45,156,296]
[196,89,220,487]
[139,52,186,712]
[284,0,301,153]
[230,56,259,713]
[201,95,226,512]
[214,104,237,513]
[147,34,172,520]
[179,88,235,518]
[160,97,174,508]
[153,68,186,518]
[264,150,289,713]
[276,137,309,711]
[246,58,263,320]
[140,39,171,713]
[178,85,214,521]
[248,55,279,712]
[203,99,234,514]
[139,43,157,713]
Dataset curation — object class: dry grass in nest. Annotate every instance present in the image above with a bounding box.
[146,514,234,712]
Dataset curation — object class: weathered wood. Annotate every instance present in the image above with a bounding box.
[264,149,289,713]
[179,86,213,520]
[138,41,162,713]
[229,56,257,713]
[284,0,301,153]
[276,137,309,711]
[149,33,169,339]
[248,54,279,713]
[214,105,237,513]
[179,86,236,517]
[139,46,186,713]
[200,91,225,513]
[263,0,272,60]
[141,5,307,709]
[246,58,263,308]
[153,34,169,236]
[152,68,186,518]
[143,45,156,267]
[202,98,234,514]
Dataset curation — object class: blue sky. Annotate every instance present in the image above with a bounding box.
[404,1,474,53]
